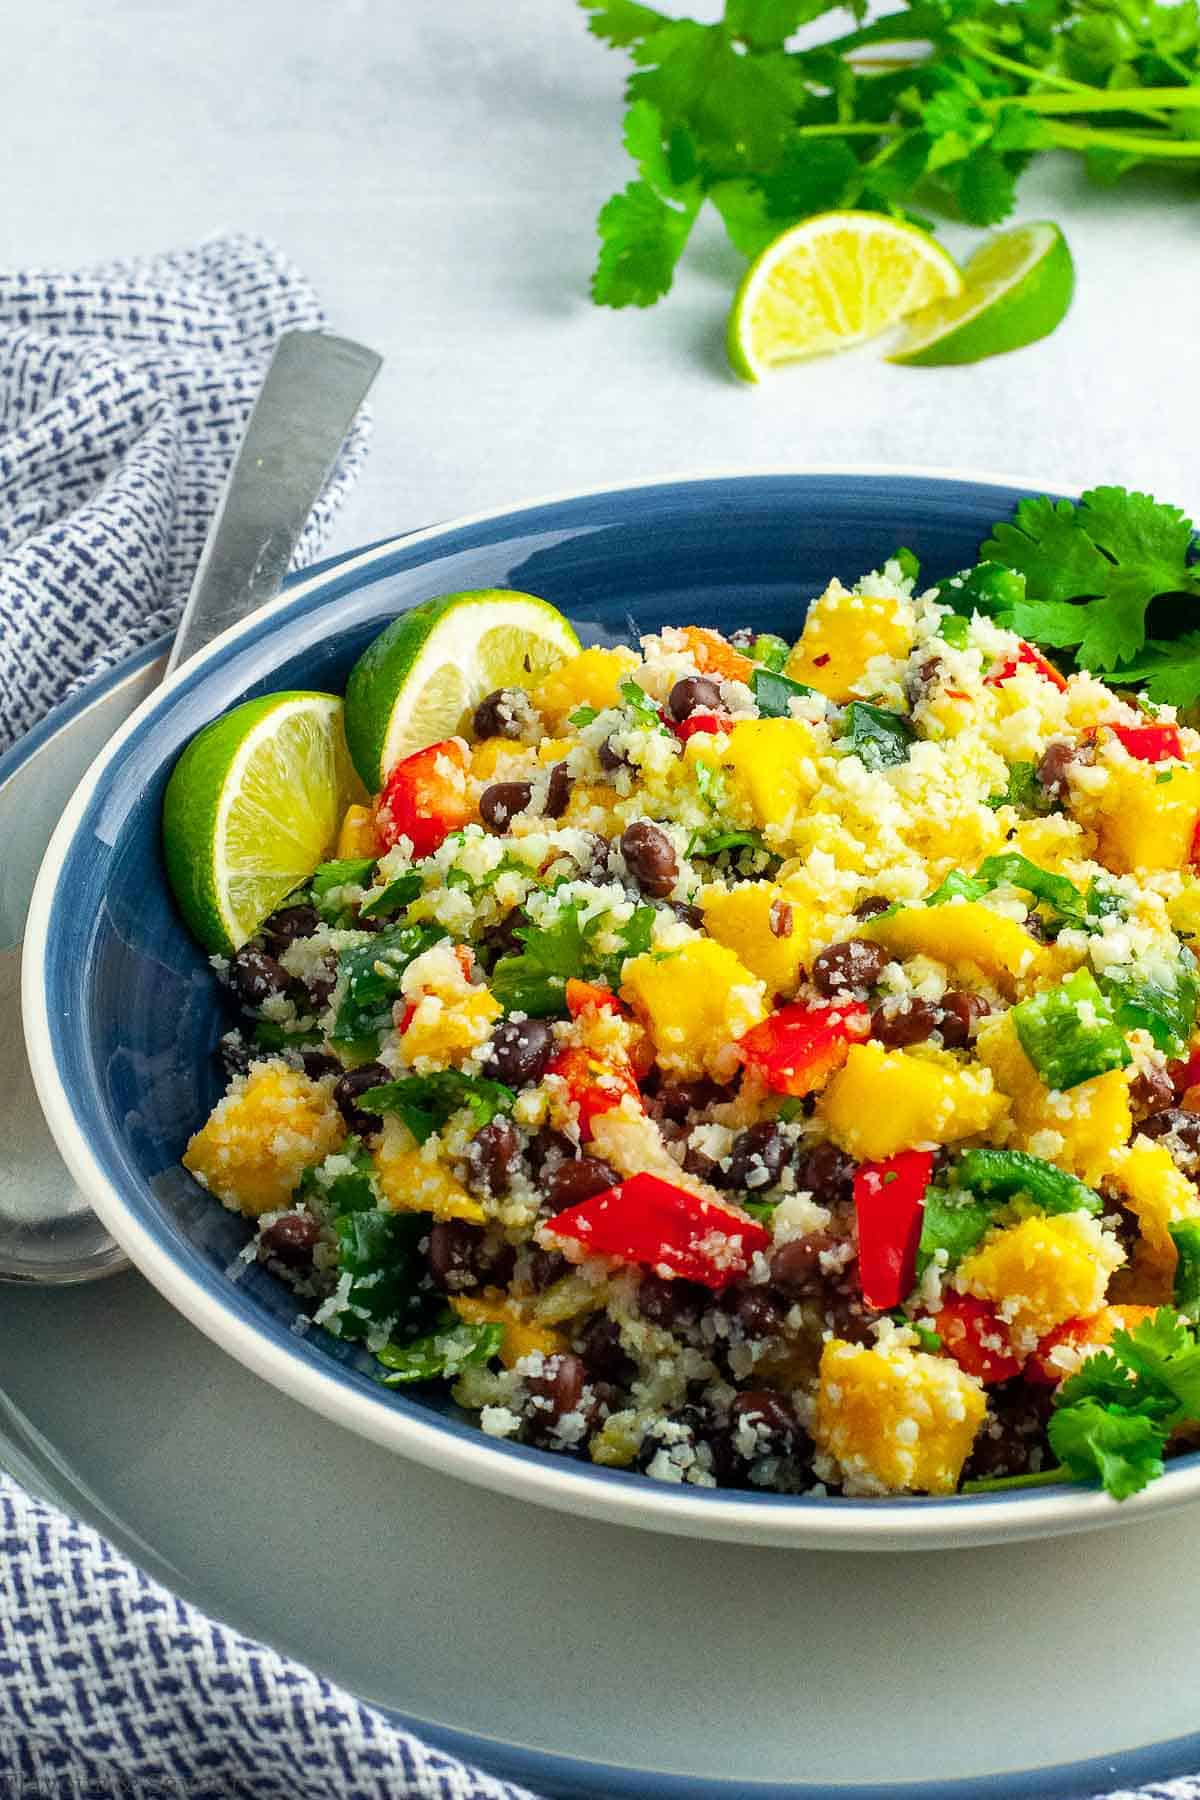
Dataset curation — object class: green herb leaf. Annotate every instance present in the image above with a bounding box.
[1047,1397,1168,1500]
[376,1317,505,1384]
[974,852,1088,927]
[925,869,989,906]
[1171,1221,1200,1324]
[359,1071,516,1143]
[752,667,814,717]
[569,704,600,727]
[841,701,916,771]
[311,857,378,923]
[331,923,444,1047]
[984,760,1039,812]
[360,872,423,920]
[327,1209,432,1342]
[1095,948,1200,1055]
[491,899,655,1016]
[296,1137,378,1216]
[619,677,669,730]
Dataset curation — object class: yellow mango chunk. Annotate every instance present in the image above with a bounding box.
[1078,759,1200,874]
[184,1063,345,1217]
[533,646,639,726]
[818,1042,1006,1161]
[785,585,914,703]
[1113,1136,1200,1293]
[621,938,767,1081]
[974,1011,1131,1187]
[471,737,526,781]
[955,1212,1123,1340]
[335,802,382,859]
[869,901,1050,999]
[719,718,818,831]
[700,882,813,999]
[400,986,502,1067]
[373,1118,485,1223]
[1168,879,1200,941]
[813,1339,986,1496]
[451,1293,566,1368]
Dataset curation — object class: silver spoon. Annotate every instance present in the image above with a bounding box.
[0,329,382,1283]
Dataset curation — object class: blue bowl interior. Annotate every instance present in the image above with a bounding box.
[44,472,1100,1508]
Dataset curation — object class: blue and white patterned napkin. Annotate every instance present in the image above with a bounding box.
[0,232,368,755]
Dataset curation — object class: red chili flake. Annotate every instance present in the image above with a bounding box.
[812,653,831,668]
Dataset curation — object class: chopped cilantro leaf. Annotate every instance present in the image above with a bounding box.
[752,667,813,717]
[360,871,422,920]
[297,1137,378,1215]
[1047,1398,1167,1501]
[358,1070,517,1143]
[984,761,1040,813]
[841,702,915,772]
[491,899,655,1017]
[619,677,668,730]
[327,1209,432,1343]
[1171,1221,1200,1324]
[331,923,443,1047]
[1095,948,1200,1056]
[376,1317,505,1384]
[569,704,600,727]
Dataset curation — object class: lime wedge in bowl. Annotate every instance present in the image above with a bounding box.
[162,691,362,954]
[889,222,1074,366]
[344,588,579,790]
[727,210,963,380]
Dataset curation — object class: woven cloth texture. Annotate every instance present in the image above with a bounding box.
[0,232,369,754]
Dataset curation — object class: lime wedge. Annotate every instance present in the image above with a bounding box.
[727,211,963,380]
[889,222,1074,366]
[344,589,580,790]
[163,691,361,953]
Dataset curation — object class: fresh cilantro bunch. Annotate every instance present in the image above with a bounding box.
[1047,1307,1200,1499]
[978,487,1200,703]
[579,0,1200,307]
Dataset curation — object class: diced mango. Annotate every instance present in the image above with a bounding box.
[1112,1136,1200,1293]
[869,901,1050,999]
[719,718,818,831]
[374,1118,485,1223]
[700,882,813,999]
[451,1293,567,1367]
[183,1063,345,1216]
[335,802,382,859]
[471,737,526,781]
[818,1042,1007,1161]
[621,938,767,1081]
[399,986,502,1067]
[813,1339,986,1496]
[1168,878,1200,941]
[785,584,914,703]
[974,1011,1131,1187]
[1076,758,1200,874]
[536,737,574,765]
[533,646,639,726]
[955,1212,1124,1339]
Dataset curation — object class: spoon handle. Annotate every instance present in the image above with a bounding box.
[166,330,381,673]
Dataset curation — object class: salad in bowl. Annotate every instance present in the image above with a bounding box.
[163,482,1200,1510]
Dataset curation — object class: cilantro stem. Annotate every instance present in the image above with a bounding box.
[950,30,1098,95]
[961,1465,1074,1494]
[791,121,901,137]
[1046,121,1200,157]
[1013,87,1200,115]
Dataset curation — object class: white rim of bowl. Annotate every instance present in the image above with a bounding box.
[24,463,1200,1549]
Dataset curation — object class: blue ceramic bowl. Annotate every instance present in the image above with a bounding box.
[26,471,1200,1549]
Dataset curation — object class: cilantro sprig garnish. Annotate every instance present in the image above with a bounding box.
[580,2,1200,310]
[490,898,656,1016]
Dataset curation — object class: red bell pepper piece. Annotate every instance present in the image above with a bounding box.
[985,641,1067,693]
[376,738,472,858]
[933,1294,1022,1384]
[547,1045,640,1140]
[565,979,621,1018]
[738,1001,870,1097]
[1172,1046,1200,1093]
[1109,721,1183,763]
[673,712,732,743]
[853,1149,933,1310]
[545,1171,770,1288]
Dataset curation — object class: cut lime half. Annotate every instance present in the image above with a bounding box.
[889,222,1074,366]
[727,211,964,380]
[163,691,361,954]
[344,589,580,791]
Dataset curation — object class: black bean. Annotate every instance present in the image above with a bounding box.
[769,1231,835,1296]
[332,1062,391,1135]
[526,1352,587,1418]
[230,945,291,1007]
[854,896,891,921]
[670,900,705,930]
[299,1050,342,1081]
[961,1379,1054,1484]
[729,1388,800,1457]
[683,1147,720,1183]
[526,1247,570,1291]
[428,1220,489,1293]
[638,1273,706,1331]
[821,1288,880,1346]
[577,1313,635,1384]
[668,675,723,721]
[1140,1108,1200,1153]
[794,1140,856,1207]
[1129,1063,1176,1121]
[1036,740,1076,800]
[620,820,678,899]
[218,1031,251,1080]
[811,937,887,996]
[473,688,527,740]
[548,1156,620,1212]
[259,1211,321,1270]
[479,781,533,832]
[726,1285,783,1339]
[651,1078,724,1123]
[573,833,612,879]
[871,997,941,1049]
[262,903,320,953]
[904,654,942,708]
[484,1017,556,1087]
[938,990,991,1050]
[476,910,527,970]
[543,763,572,818]
[527,1126,575,1181]
[467,1118,519,1195]
[1024,909,1052,944]
[304,956,338,1010]
[725,1122,791,1192]
[598,736,628,772]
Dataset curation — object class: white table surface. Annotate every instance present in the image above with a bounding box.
[9,0,1198,546]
